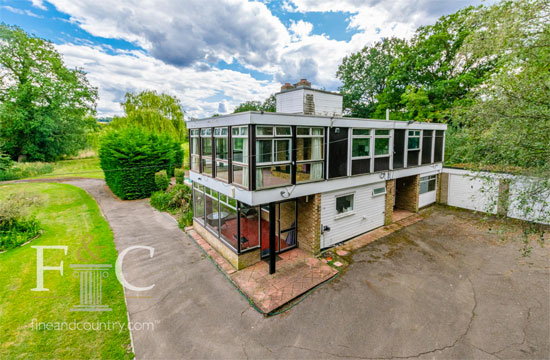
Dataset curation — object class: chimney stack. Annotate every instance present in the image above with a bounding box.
[280,82,295,92]
[294,78,311,88]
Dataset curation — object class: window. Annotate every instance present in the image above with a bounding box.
[214,127,229,181]
[219,193,237,251]
[205,188,219,234]
[200,128,213,176]
[373,187,386,196]
[420,175,437,194]
[352,129,370,158]
[232,126,249,188]
[296,127,324,183]
[408,130,421,150]
[193,182,205,223]
[255,126,292,189]
[190,129,200,172]
[374,130,390,156]
[336,194,354,215]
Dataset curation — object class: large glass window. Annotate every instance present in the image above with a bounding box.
[205,187,219,234]
[351,128,371,175]
[374,129,391,171]
[193,182,205,223]
[256,126,292,189]
[232,126,248,188]
[201,128,213,176]
[408,130,421,150]
[296,127,324,183]
[420,175,437,194]
[190,129,200,172]
[219,193,237,251]
[214,127,228,181]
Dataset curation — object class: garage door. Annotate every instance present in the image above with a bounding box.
[321,182,386,248]
[447,173,497,213]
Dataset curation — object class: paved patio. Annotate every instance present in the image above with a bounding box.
[186,227,338,314]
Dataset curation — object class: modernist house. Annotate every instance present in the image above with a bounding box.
[188,79,447,273]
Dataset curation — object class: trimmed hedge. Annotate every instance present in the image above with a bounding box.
[99,127,183,200]
[174,168,185,185]
[155,170,169,191]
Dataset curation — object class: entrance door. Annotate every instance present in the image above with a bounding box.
[260,200,297,258]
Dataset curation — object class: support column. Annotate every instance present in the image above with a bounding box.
[269,202,276,274]
[438,172,449,205]
[384,179,396,225]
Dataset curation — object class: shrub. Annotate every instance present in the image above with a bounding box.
[0,192,42,251]
[0,152,13,172]
[0,161,54,181]
[174,168,185,185]
[155,170,169,191]
[98,127,184,200]
[149,184,193,227]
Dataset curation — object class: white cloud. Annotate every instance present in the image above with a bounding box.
[2,5,43,18]
[289,20,313,41]
[56,44,279,118]
[30,0,47,10]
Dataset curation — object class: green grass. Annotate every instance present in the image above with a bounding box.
[32,157,104,180]
[0,183,133,359]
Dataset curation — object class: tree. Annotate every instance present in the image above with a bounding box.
[110,90,187,142]
[0,25,98,161]
[337,37,406,118]
[233,93,276,113]
[446,0,550,253]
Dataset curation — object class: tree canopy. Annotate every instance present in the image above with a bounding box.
[233,94,276,113]
[110,90,187,142]
[0,24,98,161]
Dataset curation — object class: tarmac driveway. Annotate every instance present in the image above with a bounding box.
[67,179,550,359]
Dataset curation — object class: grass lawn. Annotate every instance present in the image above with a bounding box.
[32,157,104,180]
[0,183,132,359]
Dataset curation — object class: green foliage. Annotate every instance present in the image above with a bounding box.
[0,25,98,161]
[150,184,193,227]
[233,94,276,113]
[98,127,183,200]
[0,192,42,251]
[174,168,185,184]
[0,161,54,181]
[154,170,169,191]
[0,152,13,172]
[110,90,187,142]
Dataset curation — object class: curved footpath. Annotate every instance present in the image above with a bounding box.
[8,178,548,359]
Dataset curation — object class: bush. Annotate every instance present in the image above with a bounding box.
[98,127,184,200]
[150,184,193,227]
[155,170,169,191]
[0,192,42,251]
[174,168,185,185]
[0,161,54,181]
[0,152,13,172]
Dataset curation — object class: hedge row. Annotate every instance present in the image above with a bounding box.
[99,127,183,200]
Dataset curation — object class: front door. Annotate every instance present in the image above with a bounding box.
[260,200,297,258]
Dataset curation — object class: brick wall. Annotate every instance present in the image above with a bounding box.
[297,194,321,254]
[438,172,449,205]
[384,179,396,225]
[395,175,420,212]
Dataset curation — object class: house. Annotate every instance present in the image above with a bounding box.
[187,79,447,273]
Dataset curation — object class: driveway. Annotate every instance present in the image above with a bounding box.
[66,179,549,359]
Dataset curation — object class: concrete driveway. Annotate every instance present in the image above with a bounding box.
[67,179,550,359]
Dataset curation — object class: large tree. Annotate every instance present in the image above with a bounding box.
[110,90,187,142]
[233,94,276,113]
[337,37,406,118]
[0,25,97,161]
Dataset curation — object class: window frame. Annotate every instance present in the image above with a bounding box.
[190,129,200,172]
[295,126,325,184]
[231,126,249,189]
[372,187,387,197]
[407,130,421,150]
[335,193,355,217]
[351,128,371,160]
[419,174,437,194]
[373,129,391,158]
[214,127,229,182]
[255,125,293,190]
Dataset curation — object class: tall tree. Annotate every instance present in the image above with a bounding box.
[0,25,97,161]
[111,90,187,142]
[233,93,276,113]
[337,37,406,118]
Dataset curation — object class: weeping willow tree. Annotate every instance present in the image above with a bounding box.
[111,90,187,142]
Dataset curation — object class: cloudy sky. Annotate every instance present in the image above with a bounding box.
[1,0,492,118]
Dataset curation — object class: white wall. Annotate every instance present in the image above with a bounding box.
[419,191,436,208]
[320,182,386,248]
[507,179,550,224]
[447,171,498,214]
[275,89,304,114]
[304,89,343,116]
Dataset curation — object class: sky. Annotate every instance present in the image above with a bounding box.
[0,0,494,119]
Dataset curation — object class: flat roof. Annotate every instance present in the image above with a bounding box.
[274,87,343,97]
[186,111,447,130]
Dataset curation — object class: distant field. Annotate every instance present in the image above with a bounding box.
[33,157,104,179]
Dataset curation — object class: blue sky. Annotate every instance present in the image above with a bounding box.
[0,0,493,118]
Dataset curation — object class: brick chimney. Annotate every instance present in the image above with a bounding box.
[280,82,295,92]
[294,78,311,88]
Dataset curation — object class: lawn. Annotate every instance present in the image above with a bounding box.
[32,157,104,180]
[0,183,133,359]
